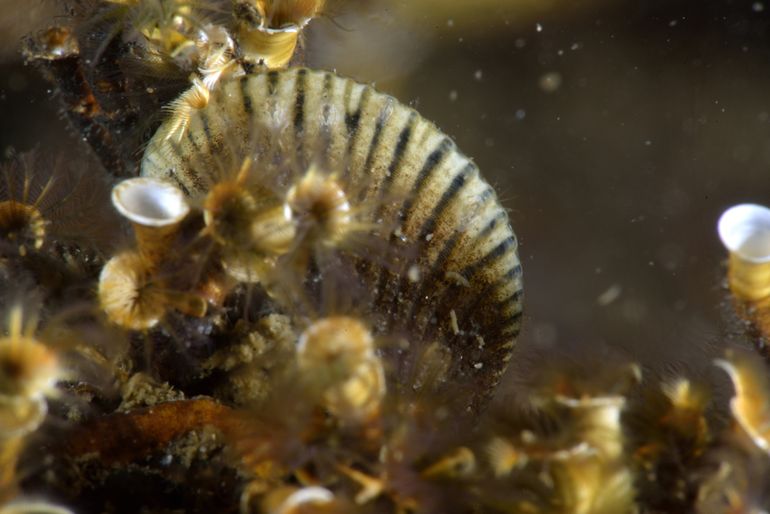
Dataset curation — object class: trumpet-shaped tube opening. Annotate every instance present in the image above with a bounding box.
[238,25,300,69]
[718,204,770,300]
[271,486,334,514]
[0,395,48,438]
[718,204,770,263]
[112,178,189,228]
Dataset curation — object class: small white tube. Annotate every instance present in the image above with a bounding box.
[112,178,189,228]
[273,487,334,514]
[718,204,770,300]
[111,178,190,266]
[718,204,770,263]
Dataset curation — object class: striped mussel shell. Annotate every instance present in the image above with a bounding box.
[141,68,523,406]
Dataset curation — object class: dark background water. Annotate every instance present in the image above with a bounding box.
[2,0,769,399]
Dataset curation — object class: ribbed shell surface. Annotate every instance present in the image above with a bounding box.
[141,68,523,404]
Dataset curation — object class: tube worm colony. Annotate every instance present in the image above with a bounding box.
[2,1,770,512]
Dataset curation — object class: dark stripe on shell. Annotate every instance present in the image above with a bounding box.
[267,70,279,96]
[239,75,253,115]
[418,162,477,242]
[356,97,394,202]
[294,68,307,138]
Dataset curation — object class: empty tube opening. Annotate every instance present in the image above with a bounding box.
[112,178,189,227]
[718,204,770,263]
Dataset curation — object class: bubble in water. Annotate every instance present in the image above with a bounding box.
[538,72,563,93]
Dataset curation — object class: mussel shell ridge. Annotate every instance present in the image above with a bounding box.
[141,68,523,406]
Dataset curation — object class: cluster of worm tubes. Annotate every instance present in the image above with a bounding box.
[0,1,770,513]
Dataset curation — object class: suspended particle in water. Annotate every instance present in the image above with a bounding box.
[538,72,563,93]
